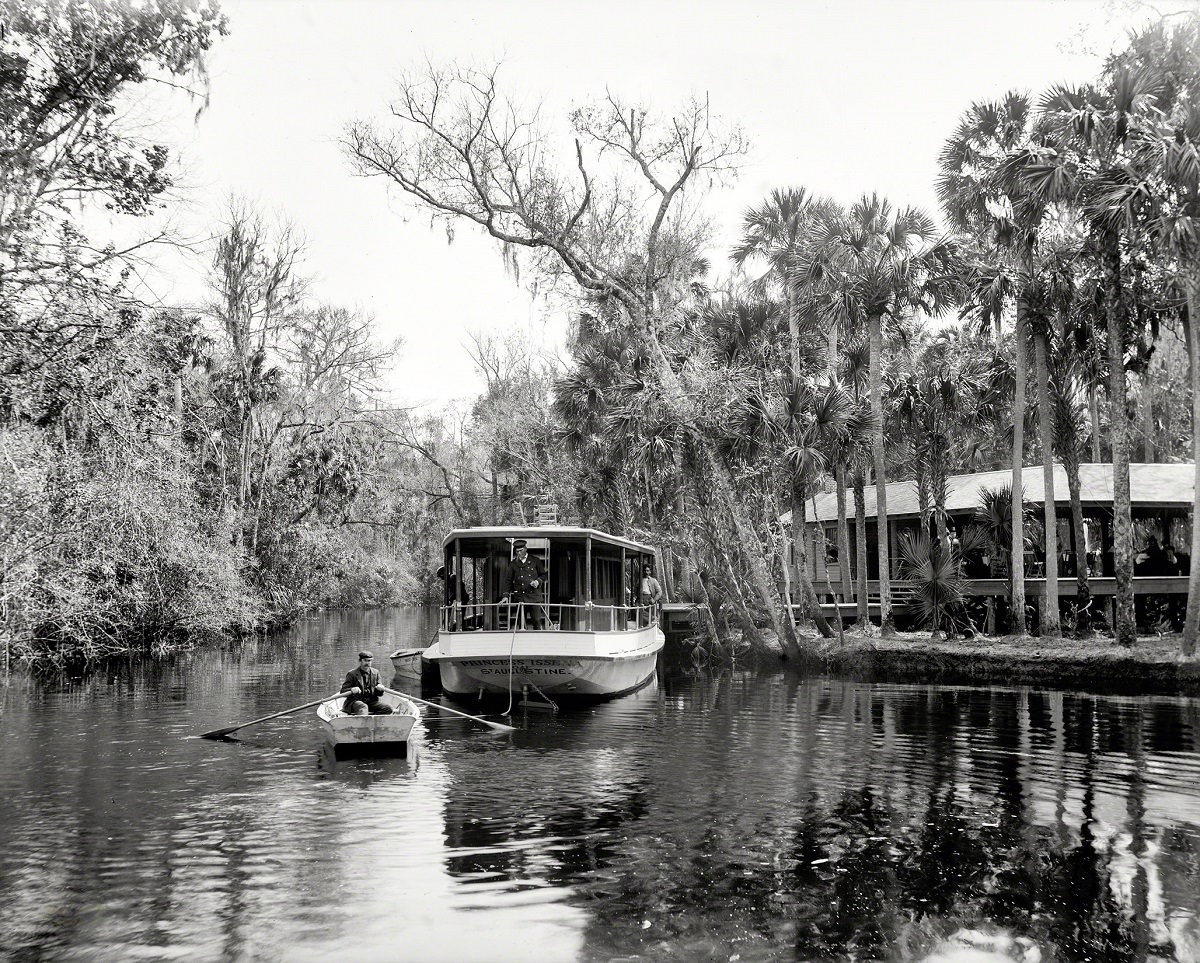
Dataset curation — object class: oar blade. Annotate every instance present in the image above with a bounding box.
[196,692,342,741]
[198,726,241,740]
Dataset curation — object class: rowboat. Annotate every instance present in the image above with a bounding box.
[423,525,666,700]
[316,690,420,758]
[389,647,425,679]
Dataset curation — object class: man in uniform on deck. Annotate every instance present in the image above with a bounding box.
[501,539,546,629]
[340,651,393,715]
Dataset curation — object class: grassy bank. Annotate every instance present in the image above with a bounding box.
[804,630,1200,695]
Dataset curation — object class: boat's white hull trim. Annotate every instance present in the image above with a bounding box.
[425,627,663,697]
[316,691,419,747]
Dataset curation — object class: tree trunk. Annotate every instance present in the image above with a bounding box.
[173,375,183,478]
[776,485,798,640]
[1089,384,1103,463]
[814,493,845,645]
[1064,454,1090,635]
[932,451,949,548]
[791,486,834,639]
[1034,329,1061,637]
[1104,234,1136,647]
[1011,305,1028,636]
[868,312,894,635]
[787,277,801,385]
[836,464,853,603]
[854,471,869,626]
[1182,278,1200,657]
[717,545,761,643]
[1141,357,1155,462]
[700,442,798,658]
[642,312,797,658]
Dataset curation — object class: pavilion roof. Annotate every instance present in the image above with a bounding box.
[804,463,1195,524]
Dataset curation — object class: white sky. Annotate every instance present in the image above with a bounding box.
[130,0,1197,407]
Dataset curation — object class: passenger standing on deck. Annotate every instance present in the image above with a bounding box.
[437,565,470,606]
[340,651,394,715]
[502,539,545,629]
[639,564,663,625]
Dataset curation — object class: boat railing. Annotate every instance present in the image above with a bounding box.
[440,601,660,632]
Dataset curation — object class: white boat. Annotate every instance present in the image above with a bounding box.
[388,647,425,678]
[316,690,420,758]
[423,525,665,700]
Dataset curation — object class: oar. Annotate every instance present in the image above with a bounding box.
[382,686,516,733]
[198,691,345,740]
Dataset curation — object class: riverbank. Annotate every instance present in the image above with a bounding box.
[801,629,1200,695]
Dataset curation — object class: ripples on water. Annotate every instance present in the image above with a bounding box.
[1,608,1199,962]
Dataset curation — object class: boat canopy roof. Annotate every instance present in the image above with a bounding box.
[442,526,656,555]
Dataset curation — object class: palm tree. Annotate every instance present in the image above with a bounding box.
[828,396,875,612]
[898,525,987,639]
[840,336,874,626]
[938,92,1052,638]
[1026,281,1063,637]
[1050,353,1095,634]
[975,482,1034,633]
[732,190,844,639]
[1036,68,1165,646]
[810,195,958,635]
[891,330,991,548]
[732,188,839,377]
[1110,15,1200,654]
[701,294,824,653]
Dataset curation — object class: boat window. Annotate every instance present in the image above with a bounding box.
[442,535,595,629]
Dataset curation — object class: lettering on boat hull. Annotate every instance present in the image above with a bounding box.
[437,653,660,697]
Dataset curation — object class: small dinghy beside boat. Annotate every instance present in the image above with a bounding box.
[316,690,420,759]
[389,647,425,679]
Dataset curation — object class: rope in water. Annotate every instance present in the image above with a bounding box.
[501,603,520,717]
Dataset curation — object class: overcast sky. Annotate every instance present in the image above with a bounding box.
[133,0,1196,407]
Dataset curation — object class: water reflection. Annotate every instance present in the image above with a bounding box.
[0,610,1198,962]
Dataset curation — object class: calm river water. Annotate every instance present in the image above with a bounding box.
[2,608,1200,963]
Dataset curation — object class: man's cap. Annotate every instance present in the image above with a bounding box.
[357,650,374,660]
[436,565,446,577]
[513,539,527,549]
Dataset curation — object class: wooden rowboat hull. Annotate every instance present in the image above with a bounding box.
[316,691,420,759]
[388,647,426,678]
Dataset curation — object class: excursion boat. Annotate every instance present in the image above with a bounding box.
[316,690,420,758]
[422,526,666,700]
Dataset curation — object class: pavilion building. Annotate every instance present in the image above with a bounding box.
[799,463,1194,620]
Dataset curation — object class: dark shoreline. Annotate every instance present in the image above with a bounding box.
[803,631,1200,696]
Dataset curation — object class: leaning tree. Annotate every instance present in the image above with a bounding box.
[343,64,807,658]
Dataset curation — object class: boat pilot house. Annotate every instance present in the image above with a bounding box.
[439,527,662,632]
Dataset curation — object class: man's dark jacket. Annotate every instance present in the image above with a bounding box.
[341,665,383,705]
[507,555,545,602]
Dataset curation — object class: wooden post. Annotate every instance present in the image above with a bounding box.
[455,540,463,625]
[620,546,626,630]
[585,537,592,630]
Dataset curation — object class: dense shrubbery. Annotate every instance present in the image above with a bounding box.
[0,2,438,661]
[2,427,258,659]
[1,410,424,662]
